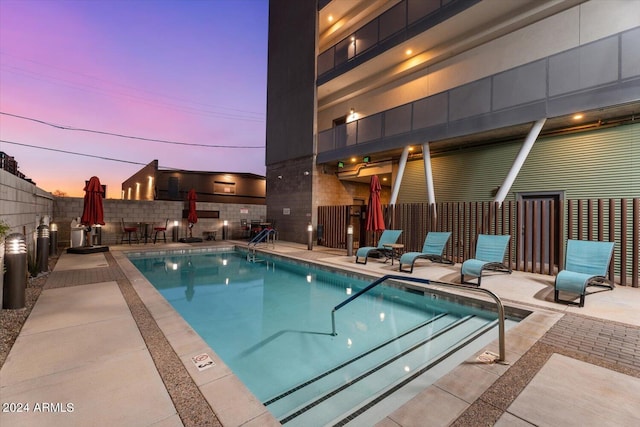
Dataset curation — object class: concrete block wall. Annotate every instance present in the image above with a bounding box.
[196,202,267,240]
[266,157,315,243]
[1,170,54,306]
[0,169,54,252]
[53,197,266,246]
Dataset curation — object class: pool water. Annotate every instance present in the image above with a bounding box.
[129,250,506,426]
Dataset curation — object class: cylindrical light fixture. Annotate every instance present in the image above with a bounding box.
[3,233,27,309]
[49,223,58,256]
[346,225,354,257]
[36,224,49,273]
[172,220,179,242]
[307,223,313,250]
[223,220,228,240]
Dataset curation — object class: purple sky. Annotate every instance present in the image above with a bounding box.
[0,0,268,197]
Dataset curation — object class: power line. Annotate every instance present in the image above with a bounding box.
[0,111,266,148]
[1,139,150,166]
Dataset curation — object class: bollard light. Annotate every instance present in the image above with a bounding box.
[307,223,313,250]
[346,225,354,257]
[3,233,27,309]
[172,220,179,242]
[36,224,49,273]
[49,223,58,256]
[223,220,228,240]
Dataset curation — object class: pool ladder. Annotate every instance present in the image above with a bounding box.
[331,275,507,362]
[247,228,277,262]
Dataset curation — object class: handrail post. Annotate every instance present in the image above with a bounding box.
[331,309,336,336]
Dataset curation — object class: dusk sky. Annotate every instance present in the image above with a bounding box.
[0,0,268,197]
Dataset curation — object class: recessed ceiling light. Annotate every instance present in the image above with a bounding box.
[350,157,357,163]
[328,15,333,22]
[405,49,412,55]
[573,113,584,120]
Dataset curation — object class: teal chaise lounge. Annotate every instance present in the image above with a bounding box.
[461,234,511,286]
[554,239,615,307]
[355,229,403,264]
[398,232,453,273]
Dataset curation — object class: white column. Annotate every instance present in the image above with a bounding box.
[390,146,409,205]
[422,142,436,206]
[494,118,547,205]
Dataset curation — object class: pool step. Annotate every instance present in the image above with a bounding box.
[266,313,495,426]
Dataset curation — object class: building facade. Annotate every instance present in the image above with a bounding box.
[266,0,640,244]
[122,160,266,205]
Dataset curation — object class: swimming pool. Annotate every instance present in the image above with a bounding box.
[129,249,516,426]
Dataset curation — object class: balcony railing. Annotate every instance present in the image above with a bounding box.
[318,0,477,81]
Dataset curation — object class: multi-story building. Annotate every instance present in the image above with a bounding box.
[266,0,639,244]
[122,160,266,205]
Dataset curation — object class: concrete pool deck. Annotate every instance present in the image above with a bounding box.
[1,239,639,426]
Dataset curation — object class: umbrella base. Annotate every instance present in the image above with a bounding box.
[178,237,204,243]
[67,245,110,254]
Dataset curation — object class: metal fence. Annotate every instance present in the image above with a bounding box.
[318,198,639,287]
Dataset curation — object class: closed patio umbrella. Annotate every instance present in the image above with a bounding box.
[187,189,198,238]
[81,176,105,227]
[78,176,106,249]
[366,175,385,233]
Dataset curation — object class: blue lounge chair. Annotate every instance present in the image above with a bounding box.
[355,230,403,264]
[461,234,511,286]
[399,232,453,273]
[554,239,615,307]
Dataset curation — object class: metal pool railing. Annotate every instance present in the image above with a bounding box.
[331,274,506,362]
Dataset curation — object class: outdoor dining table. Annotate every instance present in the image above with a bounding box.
[138,222,151,244]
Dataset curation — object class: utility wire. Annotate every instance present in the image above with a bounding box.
[0,111,265,148]
[1,139,150,166]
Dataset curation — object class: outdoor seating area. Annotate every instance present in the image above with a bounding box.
[352,230,621,306]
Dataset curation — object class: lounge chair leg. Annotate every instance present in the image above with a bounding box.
[554,289,559,303]
[579,294,585,307]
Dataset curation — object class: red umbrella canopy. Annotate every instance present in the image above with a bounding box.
[365,175,385,232]
[187,189,198,224]
[80,176,105,226]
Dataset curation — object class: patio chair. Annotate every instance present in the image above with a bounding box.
[554,239,615,307]
[398,232,453,273]
[461,234,511,286]
[120,219,139,244]
[355,229,403,264]
[153,219,168,244]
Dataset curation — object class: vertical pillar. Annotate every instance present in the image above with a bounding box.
[494,118,546,205]
[422,142,436,222]
[389,146,409,205]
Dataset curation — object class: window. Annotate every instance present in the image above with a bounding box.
[214,181,235,195]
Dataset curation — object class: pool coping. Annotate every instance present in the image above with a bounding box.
[114,246,563,427]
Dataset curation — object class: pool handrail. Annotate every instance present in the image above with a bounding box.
[331,274,506,362]
[248,228,277,248]
[247,228,277,262]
